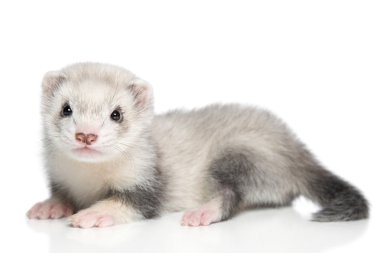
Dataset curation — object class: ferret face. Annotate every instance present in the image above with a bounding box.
[41,63,153,163]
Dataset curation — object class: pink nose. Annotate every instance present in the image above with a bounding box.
[75,133,98,145]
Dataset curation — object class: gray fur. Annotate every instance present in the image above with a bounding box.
[106,168,165,219]
[303,167,369,221]
[207,143,369,222]
[209,149,254,220]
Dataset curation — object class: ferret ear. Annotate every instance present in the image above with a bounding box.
[127,79,153,110]
[42,71,67,96]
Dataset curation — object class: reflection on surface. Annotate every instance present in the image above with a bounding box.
[27,207,368,253]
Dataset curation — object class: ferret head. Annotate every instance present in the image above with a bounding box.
[41,63,153,163]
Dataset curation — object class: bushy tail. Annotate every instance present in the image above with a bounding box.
[301,167,369,222]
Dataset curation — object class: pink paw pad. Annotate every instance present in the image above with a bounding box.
[27,200,73,220]
[70,211,114,228]
[181,207,221,227]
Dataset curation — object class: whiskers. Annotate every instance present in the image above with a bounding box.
[111,142,133,159]
[46,133,73,147]
[46,131,134,161]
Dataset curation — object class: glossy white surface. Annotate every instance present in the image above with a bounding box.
[4,200,378,253]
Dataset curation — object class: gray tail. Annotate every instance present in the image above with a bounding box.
[302,167,369,222]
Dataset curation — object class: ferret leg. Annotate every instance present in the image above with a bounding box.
[181,189,239,226]
[70,183,163,228]
[182,148,257,226]
[27,198,74,219]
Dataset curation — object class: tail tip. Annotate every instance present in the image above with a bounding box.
[311,203,369,222]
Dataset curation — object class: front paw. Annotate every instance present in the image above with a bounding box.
[27,199,73,219]
[69,209,114,228]
[69,199,140,228]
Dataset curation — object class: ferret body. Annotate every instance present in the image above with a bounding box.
[27,63,369,228]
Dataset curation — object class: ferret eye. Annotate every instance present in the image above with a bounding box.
[61,104,72,117]
[110,109,123,122]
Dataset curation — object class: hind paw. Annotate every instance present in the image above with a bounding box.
[181,206,222,226]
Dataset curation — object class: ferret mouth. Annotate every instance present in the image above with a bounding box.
[73,146,102,155]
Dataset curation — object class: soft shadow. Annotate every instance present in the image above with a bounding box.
[27,207,368,253]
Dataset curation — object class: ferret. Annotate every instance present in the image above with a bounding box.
[27,62,369,228]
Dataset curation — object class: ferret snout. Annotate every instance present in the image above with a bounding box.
[75,132,98,145]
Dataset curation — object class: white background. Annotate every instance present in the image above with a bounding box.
[0,0,379,252]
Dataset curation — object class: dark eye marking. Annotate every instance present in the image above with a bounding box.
[110,107,123,123]
[61,103,72,117]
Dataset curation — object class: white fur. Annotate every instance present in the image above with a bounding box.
[38,63,300,216]
[31,62,342,227]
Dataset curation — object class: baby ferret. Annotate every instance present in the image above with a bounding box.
[27,63,369,228]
